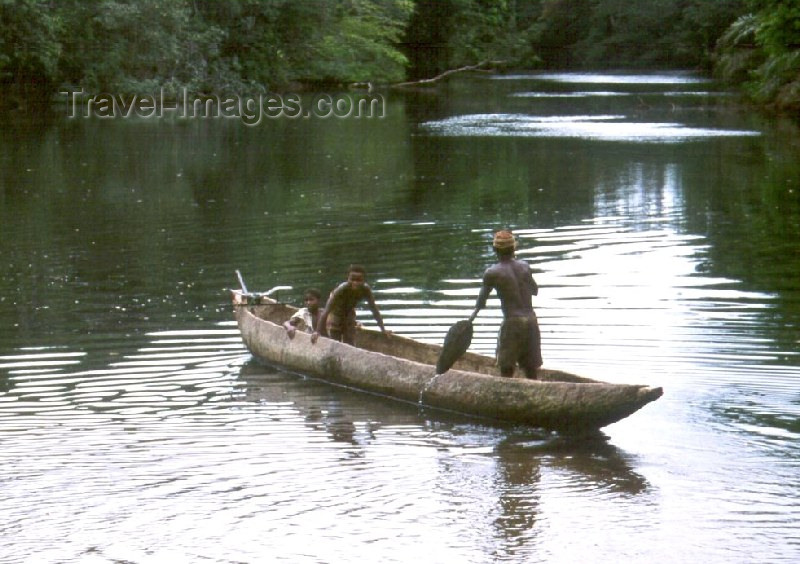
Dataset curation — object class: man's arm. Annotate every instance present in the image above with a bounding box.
[364,287,387,333]
[468,273,493,322]
[283,312,302,339]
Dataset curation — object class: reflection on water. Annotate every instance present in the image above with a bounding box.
[512,91,730,98]
[494,72,713,84]
[422,112,760,141]
[1,71,799,562]
[240,362,655,562]
[0,329,243,426]
[424,72,759,142]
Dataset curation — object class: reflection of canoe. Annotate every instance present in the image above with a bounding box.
[232,291,663,432]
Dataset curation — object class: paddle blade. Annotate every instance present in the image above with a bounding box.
[436,320,473,375]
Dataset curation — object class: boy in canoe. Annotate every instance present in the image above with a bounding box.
[469,230,542,379]
[283,288,322,338]
[311,264,388,345]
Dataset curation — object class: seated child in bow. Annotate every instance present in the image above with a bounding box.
[283,288,322,339]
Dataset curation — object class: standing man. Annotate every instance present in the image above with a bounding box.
[469,230,542,379]
[311,264,387,346]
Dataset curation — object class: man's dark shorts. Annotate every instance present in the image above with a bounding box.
[497,313,542,375]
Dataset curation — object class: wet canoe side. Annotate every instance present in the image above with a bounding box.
[232,293,663,431]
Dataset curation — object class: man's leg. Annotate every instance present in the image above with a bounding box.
[521,362,538,380]
[521,315,542,379]
[338,315,358,346]
[342,324,357,346]
[496,320,517,377]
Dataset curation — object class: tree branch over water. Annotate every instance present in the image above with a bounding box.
[391,60,506,88]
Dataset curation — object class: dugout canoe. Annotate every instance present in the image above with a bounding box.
[232,290,663,431]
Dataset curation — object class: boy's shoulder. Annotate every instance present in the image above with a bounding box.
[332,281,351,294]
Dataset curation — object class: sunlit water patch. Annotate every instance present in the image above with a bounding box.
[512,91,626,98]
[0,327,246,429]
[421,113,760,142]
[494,72,713,85]
[512,91,731,98]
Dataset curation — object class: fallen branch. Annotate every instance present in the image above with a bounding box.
[392,60,505,88]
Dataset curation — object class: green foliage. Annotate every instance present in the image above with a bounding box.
[533,0,596,68]
[0,0,795,115]
[0,0,61,107]
[81,0,194,93]
[749,0,800,55]
[402,0,540,80]
[749,50,800,108]
[716,0,800,113]
[531,0,748,69]
[445,0,525,66]
[671,0,751,69]
[196,0,314,90]
[2,0,415,104]
[715,14,764,84]
[302,0,414,83]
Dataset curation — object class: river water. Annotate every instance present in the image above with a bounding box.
[1,72,799,563]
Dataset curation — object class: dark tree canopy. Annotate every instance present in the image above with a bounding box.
[0,0,797,114]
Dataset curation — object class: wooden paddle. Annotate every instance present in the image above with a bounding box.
[435,319,473,375]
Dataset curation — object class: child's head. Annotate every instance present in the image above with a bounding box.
[304,288,322,310]
[347,264,366,288]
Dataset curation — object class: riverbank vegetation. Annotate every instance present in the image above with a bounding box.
[715,0,800,114]
[0,0,798,114]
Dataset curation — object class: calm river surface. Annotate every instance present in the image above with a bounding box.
[1,72,799,563]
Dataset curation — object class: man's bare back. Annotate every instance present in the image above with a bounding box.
[482,258,538,318]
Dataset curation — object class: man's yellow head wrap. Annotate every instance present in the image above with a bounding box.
[493,230,516,250]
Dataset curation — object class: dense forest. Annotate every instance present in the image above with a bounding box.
[0,0,798,114]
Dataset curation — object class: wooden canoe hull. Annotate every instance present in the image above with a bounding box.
[233,291,663,431]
